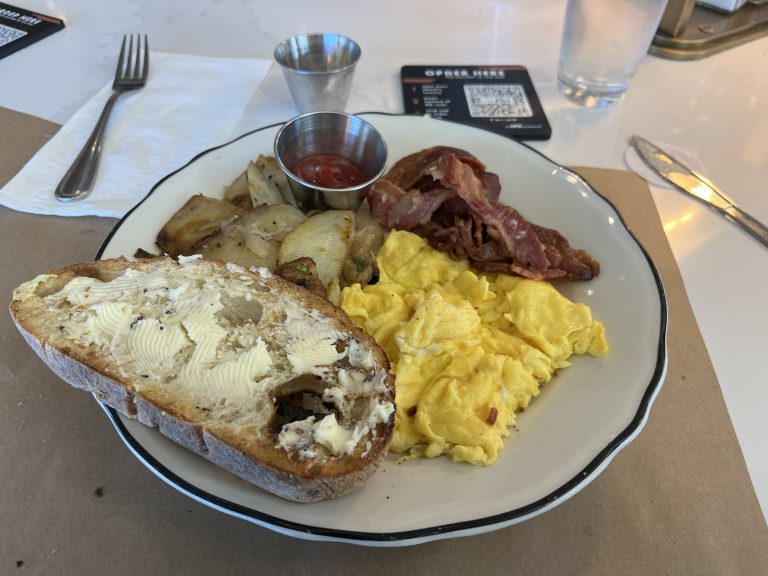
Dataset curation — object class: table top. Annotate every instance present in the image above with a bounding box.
[1,0,766,553]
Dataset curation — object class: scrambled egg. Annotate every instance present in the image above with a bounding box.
[340,230,609,466]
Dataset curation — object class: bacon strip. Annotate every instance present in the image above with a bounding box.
[366,147,600,281]
[368,180,454,230]
[382,146,487,191]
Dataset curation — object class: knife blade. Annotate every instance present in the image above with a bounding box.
[630,135,768,249]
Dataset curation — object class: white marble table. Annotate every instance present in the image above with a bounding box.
[2,0,767,523]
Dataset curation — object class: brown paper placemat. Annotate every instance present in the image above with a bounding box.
[1,106,766,575]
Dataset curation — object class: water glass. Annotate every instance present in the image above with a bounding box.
[557,0,668,108]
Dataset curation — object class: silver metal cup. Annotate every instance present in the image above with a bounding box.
[274,33,361,114]
[274,112,388,212]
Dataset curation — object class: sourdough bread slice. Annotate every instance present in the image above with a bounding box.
[9,256,395,502]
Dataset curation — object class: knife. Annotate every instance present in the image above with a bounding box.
[630,135,768,249]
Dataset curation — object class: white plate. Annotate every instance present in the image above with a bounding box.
[97,113,667,546]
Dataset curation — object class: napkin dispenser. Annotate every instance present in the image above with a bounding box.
[650,0,768,59]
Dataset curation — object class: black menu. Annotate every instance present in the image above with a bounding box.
[0,3,64,60]
[402,65,551,141]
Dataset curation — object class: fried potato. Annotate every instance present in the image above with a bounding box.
[255,154,293,203]
[195,229,280,269]
[279,210,355,288]
[155,156,369,288]
[276,257,325,296]
[355,203,387,255]
[325,278,342,306]
[222,171,251,210]
[341,204,387,287]
[247,160,286,207]
[236,203,307,242]
[156,194,244,257]
[193,203,307,270]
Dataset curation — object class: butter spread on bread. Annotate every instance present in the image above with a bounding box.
[10,256,395,502]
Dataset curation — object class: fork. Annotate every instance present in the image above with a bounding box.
[55,34,149,202]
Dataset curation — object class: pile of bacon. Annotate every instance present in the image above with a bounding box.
[366,146,600,281]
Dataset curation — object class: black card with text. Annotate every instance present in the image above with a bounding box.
[402,65,551,141]
[0,3,64,60]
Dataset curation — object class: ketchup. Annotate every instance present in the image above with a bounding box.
[292,154,367,189]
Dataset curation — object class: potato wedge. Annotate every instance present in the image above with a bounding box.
[247,160,285,206]
[276,257,325,297]
[156,194,244,257]
[194,228,281,270]
[192,203,307,270]
[222,170,251,210]
[340,204,387,287]
[278,210,355,287]
[325,278,342,306]
[355,203,387,255]
[255,154,293,203]
[235,203,306,243]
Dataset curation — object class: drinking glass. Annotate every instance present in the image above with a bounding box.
[557,0,668,108]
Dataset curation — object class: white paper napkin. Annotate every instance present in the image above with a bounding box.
[0,52,272,218]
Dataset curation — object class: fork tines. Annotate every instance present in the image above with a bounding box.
[114,34,149,87]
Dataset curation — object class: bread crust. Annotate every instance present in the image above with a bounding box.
[10,257,395,502]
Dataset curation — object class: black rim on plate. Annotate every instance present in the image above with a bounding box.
[95,112,668,544]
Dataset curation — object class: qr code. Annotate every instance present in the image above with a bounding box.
[0,24,27,47]
[463,84,533,118]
